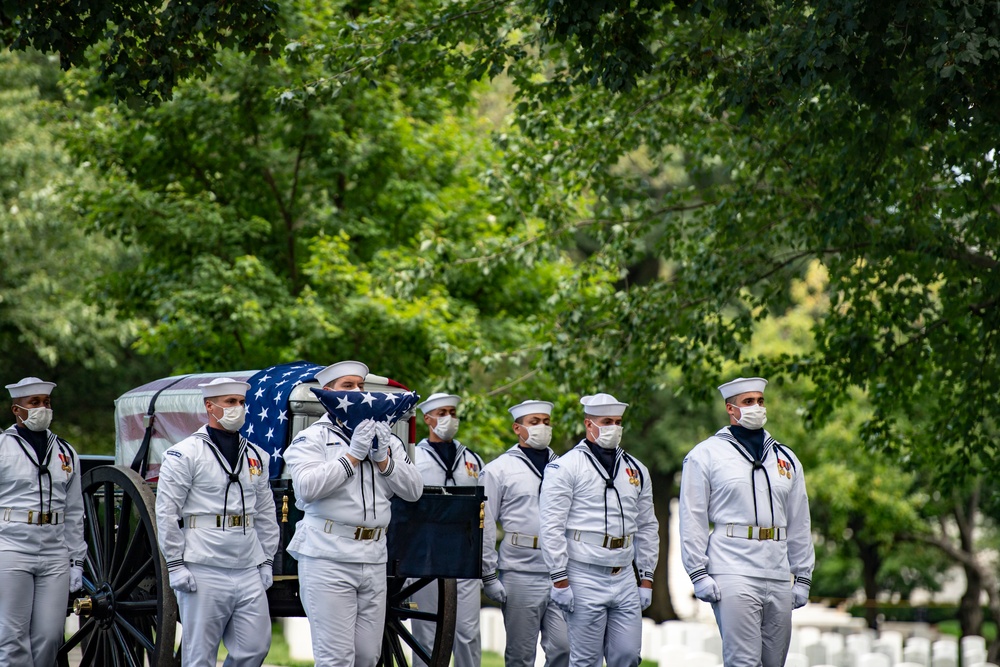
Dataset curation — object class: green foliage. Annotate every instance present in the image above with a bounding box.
[1,0,283,104]
[0,50,166,453]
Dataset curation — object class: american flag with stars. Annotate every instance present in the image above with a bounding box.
[241,361,323,478]
[309,387,420,434]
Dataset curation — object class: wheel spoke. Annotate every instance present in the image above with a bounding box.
[110,492,134,576]
[115,555,154,599]
[115,599,159,614]
[102,481,115,580]
[111,520,147,590]
[61,617,98,652]
[80,627,100,665]
[114,612,157,652]
[391,617,431,663]
[393,577,433,601]
[393,607,440,623]
[111,622,143,667]
[83,493,105,574]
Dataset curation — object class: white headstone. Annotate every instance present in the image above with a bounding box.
[785,652,809,667]
[856,653,892,667]
[902,645,930,667]
[480,607,505,653]
[804,641,828,666]
[658,644,690,666]
[686,650,721,667]
[640,618,661,661]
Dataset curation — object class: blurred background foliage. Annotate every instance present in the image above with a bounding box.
[3,0,999,647]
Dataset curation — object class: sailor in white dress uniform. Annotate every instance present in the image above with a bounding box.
[539,393,659,667]
[156,377,280,667]
[0,377,86,667]
[284,361,423,667]
[410,392,484,667]
[679,377,815,667]
[481,399,570,667]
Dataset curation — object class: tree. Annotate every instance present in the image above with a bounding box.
[1,0,282,104]
[0,50,165,452]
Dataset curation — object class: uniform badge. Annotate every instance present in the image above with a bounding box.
[248,457,263,476]
[465,461,479,478]
[58,452,73,473]
[777,459,792,479]
[626,467,641,486]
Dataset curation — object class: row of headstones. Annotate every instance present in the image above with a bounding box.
[479,610,996,667]
[481,609,995,667]
[788,628,991,667]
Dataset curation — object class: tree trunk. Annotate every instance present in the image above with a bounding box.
[649,467,679,622]
[854,532,882,630]
[960,563,984,637]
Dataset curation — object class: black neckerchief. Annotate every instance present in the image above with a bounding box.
[195,430,249,534]
[16,424,49,463]
[521,445,551,477]
[730,424,766,462]
[720,426,776,527]
[580,442,626,539]
[429,440,457,471]
[208,426,241,469]
[586,440,617,478]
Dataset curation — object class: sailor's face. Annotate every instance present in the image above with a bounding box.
[328,375,365,392]
[727,392,764,420]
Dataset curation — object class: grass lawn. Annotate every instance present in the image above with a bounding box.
[935,619,997,642]
[217,624,510,666]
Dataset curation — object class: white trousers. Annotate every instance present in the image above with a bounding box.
[711,574,793,667]
[0,552,68,667]
[411,577,481,667]
[564,560,642,667]
[298,556,387,667]
[501,570,570,667]
[177,563,271,667]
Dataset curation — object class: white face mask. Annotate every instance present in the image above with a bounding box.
[591,423,622,449]
[211,403,247,432]
[521,424,552,450]
[432,414,460,441]
[18,406,53,432]
[735,404,767,430]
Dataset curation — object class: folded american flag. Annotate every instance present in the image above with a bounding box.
[309,387,420,434]
[241,361,324,478]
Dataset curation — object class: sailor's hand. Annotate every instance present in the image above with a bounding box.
[169,565,197,593]
[792,580,810,609]
[550,581,574,613]
[370,422,391,463]
[693,576,721,603]
[348,419,377,461]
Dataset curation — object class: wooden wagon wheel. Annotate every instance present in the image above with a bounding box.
[380,577,457,667]
[58,465,178,667]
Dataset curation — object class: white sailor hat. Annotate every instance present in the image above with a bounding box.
[198,377,251,399]
[6,377,56,399]
[508,400,554,420]
[580,393,628,417]
[315,360,369,388]
[717,377,768,400]
[416,393,461,414]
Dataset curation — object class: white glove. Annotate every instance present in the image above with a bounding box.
[69,565,84,593]
[638,586,652,610]
[693,576,721,603]
[370,421,391,463]
[550,583,574,613]
[792,580,810,609]
[348,419,377,460]
[259,565,273,591]
[484,578,507,604]
[168,565,198,593]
